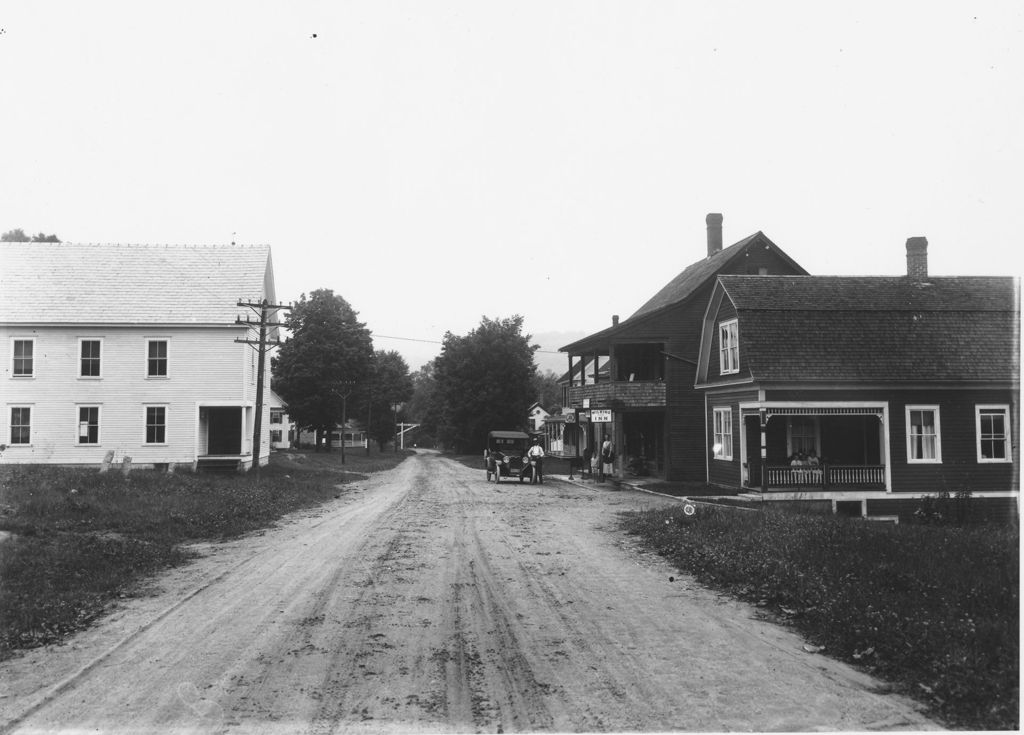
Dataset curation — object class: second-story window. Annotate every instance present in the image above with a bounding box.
[80,339,102,378]
[12,339,34,377]
[147,340,168,377]
[719,319,739,375]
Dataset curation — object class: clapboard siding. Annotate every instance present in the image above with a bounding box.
[1,325,265,465]
[751,386,1019,494]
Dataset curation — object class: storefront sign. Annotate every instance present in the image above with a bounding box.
[590,409,612,423]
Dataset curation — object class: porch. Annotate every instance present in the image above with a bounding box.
[763,463,886,490]
[740,402,891,492]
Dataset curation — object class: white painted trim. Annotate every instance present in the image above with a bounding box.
[77,336,104,379]
[143,403,169,445]
[718,318,739,375]
[6,404,33,446]
[712,406,733,460]
[144,337,171,379]
[975,404,1013,463]
[74,403,102,446]
[905,405,942,464]
[10,336,36,378]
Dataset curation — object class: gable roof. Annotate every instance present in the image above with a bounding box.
[561,232,806,352]
[711,275,1020,384]
[0,242,276,326]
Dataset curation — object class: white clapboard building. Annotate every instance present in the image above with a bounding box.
[0,242,280,471]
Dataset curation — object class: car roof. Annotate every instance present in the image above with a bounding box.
[488,431,530,439]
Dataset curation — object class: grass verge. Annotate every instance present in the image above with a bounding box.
[0,449,412,659]
[619,503,1019,730]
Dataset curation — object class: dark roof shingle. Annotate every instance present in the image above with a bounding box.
[719,275,1020,383]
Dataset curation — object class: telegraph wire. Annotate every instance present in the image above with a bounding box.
[371,333,562,354]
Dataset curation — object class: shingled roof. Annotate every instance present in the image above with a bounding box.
[0,242,275,326]
[561,231,807,352]
[717,275,1020,383]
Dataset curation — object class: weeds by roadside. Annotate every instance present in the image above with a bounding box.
[0,450,411,659]
[619,503,1019,731]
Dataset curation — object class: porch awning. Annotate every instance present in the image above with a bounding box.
[742,406,884,419]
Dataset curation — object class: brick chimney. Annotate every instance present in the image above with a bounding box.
[706,213,723,257]
[612,315,619,326]
[906,236,928,281]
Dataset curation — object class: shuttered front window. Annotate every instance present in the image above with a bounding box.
[976,405,1011,463]
[907,406,941,463]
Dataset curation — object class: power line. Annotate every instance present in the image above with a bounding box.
[371,333,563,354]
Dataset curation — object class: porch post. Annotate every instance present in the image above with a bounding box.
[759,408,768,492]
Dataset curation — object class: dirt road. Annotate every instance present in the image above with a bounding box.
[0,451,937,733]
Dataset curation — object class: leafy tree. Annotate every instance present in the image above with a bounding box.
[357,350,414,450]
[405,361,440,447]
[432,315,537,453]
[1,229,60,242]
[1,229,28,242]
[271,289,373,449]
[532,369,563,413]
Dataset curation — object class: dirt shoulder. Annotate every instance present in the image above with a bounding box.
[0,451,938,732]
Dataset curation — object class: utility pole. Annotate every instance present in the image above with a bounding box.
[236,299,289,475]
[334,381,355,465]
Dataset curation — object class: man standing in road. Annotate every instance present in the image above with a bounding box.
[527,437,545,484]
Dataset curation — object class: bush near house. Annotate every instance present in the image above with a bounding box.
[0,450,412,660]
[620,504,1019,730]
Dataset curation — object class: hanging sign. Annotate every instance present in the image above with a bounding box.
[590,409,612,423]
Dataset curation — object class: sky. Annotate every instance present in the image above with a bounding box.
[2,2,1022,373]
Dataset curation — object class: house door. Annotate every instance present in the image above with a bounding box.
[745,415,762,487]
[208,407,243,455]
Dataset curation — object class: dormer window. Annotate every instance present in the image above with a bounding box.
[719,319,739,375]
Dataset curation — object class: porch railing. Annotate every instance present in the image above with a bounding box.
[765,464,886,490]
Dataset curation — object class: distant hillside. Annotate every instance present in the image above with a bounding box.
[532,330,587,376]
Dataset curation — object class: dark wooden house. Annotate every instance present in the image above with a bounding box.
[695,237,1019,520]
[561,214,809,481]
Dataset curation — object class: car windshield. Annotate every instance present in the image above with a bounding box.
[491,438,526,452]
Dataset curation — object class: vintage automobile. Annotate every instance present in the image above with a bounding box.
[484,430,531,483]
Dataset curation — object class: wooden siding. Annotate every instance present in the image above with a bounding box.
[765,387,1019,494]
[705,389,760,487]
[1,325,272,466]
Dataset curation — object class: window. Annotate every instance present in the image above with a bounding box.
[12,339,34,377]
[270,429,283,443]
[789,417,819,456]
[78,406,100,444]
[906,406,941,463]
[976,405,1011,463]
[270,409,284,425]
[145,406,167,444]
[10,407,31,444]
[719,319,739,375]
[79,339,102,377]
[713,407,733,460]
[147,340,168,377]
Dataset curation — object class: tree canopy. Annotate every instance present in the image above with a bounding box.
[2,229,61,242]
[431,315,537,453]
[356,350,414,449]
[271,289,374,444]
[532,369,563,414]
